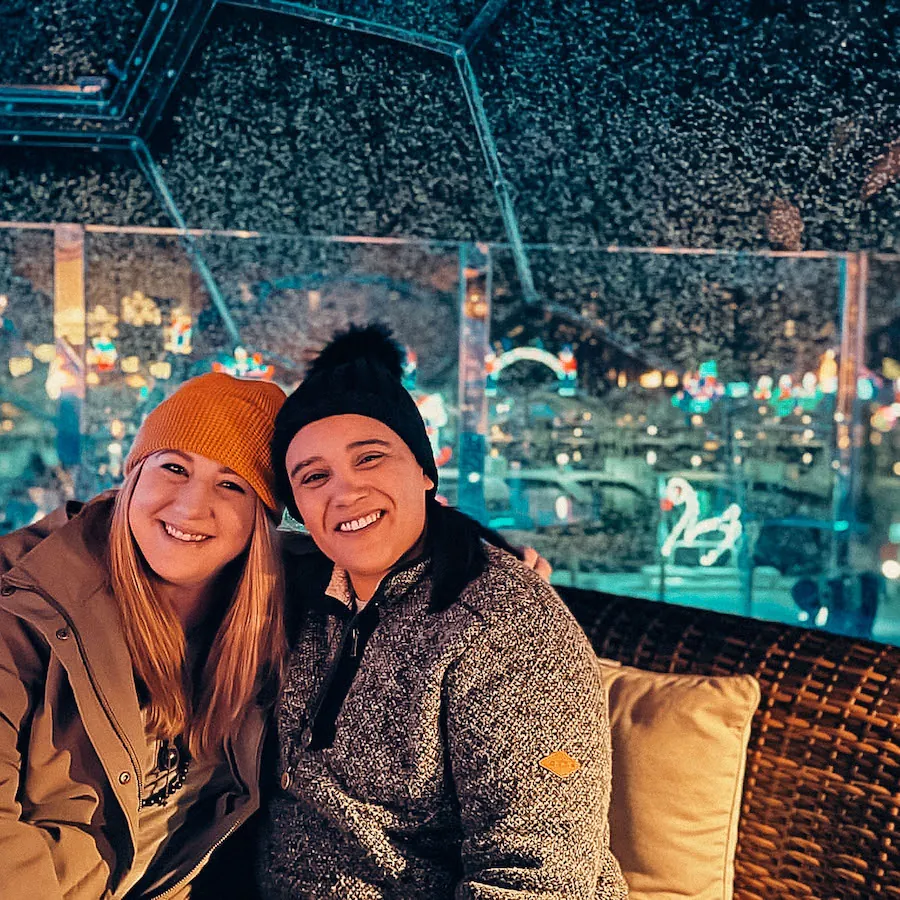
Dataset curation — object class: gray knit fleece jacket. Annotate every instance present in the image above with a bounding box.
[258,545,629,899]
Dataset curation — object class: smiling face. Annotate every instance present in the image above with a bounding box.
[128,450,258,614]
[285,414,434,601]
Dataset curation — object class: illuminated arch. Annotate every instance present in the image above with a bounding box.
[486,346,577,396]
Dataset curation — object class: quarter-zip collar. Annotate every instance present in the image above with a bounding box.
[319,554,431,615]
[292,555,432,755]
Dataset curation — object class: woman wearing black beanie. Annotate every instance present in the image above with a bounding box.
[260,324,628,899]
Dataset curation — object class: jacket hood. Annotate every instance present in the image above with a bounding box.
[0,493,115,620]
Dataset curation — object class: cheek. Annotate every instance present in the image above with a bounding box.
[292,487,320,522]
[127,496,155,551]
[227,502,257,554]
[298,499,329,541]
[401,487,428,537]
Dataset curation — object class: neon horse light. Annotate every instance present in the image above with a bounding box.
[660,477,743,567]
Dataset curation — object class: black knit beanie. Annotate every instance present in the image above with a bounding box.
[272,323,439,521]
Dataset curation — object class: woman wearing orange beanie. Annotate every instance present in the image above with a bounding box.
[0,372,287,900]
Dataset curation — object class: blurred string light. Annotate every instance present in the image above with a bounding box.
[672,360,724,414]
[45,348,79,401]
[32,344,55,363]
[212,346,274,380]
[747,350,887,421]
[164,309,193,355]
[87,305,119,340]
[86,337,117,372]
[639,369,663,389]
[8,357,32,377]
[670,361,751,415]
[121,290,161,327]
[148,361,172,380]
[871,379,900,433]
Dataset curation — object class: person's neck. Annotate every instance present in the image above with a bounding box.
[348,527,429,607]
[156,582,218,634]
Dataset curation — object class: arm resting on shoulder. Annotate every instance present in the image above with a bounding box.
[445,586,628,900]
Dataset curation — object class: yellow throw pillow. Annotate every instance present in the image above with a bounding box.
[599,659,760,900]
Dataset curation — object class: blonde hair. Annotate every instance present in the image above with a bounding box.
[109,461,286,758]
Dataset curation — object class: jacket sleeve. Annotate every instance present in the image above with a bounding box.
[0,609,67,900]
[444,584,629,900]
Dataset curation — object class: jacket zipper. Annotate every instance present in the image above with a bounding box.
[5,580,144,802]
[147,715,267,899]
[303,599,376,736]
[146,807,242,899]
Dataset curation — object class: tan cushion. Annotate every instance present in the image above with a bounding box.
[599,659,760,900]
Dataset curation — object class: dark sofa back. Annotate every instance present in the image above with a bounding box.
[559,586,900,899]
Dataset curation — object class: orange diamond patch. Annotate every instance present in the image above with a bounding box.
[539,750,581,779]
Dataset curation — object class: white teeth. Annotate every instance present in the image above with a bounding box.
[164,523,210,543]
[337,511,383,533]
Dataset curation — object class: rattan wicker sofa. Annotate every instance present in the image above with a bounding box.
[558,585,900,899]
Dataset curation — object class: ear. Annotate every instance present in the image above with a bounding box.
[423,471,435,492]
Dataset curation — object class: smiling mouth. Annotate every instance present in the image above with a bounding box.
[336,510,385,533]
[163,522,212,543]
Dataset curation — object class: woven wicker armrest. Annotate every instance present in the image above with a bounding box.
[559,586,900,900]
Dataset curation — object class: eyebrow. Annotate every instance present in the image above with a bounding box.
[289,439,391,479]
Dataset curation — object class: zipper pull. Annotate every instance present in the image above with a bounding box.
[350,626,359,658]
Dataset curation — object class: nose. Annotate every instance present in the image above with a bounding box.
[330,467,369,508]
[170,476,215,520]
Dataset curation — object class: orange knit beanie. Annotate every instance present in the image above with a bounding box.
[125,372,287,514]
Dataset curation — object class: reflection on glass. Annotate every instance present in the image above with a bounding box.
[0,226,897,645]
